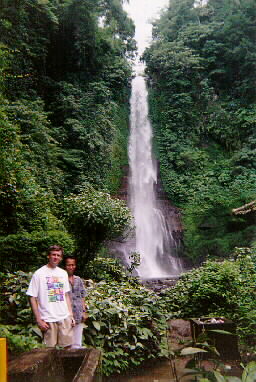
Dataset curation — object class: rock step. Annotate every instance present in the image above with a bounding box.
[140,277,179,293]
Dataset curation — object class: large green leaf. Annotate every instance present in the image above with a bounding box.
[180,347,208,356]
[92,321,101,331]
[209,329,234,335]
[242,361,256,382]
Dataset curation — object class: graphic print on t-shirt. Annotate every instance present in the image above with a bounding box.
[46,276,64,302]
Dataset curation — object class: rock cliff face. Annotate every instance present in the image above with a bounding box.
[109,164,185,275]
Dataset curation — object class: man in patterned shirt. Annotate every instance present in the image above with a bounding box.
[26,245,75,347]
[64,256,88,348]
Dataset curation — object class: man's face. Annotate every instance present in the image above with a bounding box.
[48,250,63,268]
[65,258,76,276]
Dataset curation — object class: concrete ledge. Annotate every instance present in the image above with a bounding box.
[8,348,62,382]
[8,348,101,382]
[73,348,101,382]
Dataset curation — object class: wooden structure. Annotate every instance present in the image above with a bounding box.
[232,200,256,215]
[190,317,240,360]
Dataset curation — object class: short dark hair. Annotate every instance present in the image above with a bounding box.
[64,255,77,266]
[47,245,64,257]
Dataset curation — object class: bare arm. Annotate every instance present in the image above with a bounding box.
[29,296,49,331]
[81,298,88,322]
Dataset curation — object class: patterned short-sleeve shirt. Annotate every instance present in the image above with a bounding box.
[69,276,86,324]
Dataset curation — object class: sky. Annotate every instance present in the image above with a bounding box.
[124,0,169,56]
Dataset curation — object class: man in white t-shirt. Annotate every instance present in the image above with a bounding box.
[26,245,75,347]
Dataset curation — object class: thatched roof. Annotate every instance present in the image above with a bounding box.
[232,200,256,215]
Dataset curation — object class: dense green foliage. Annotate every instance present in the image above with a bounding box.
[0,271,34,325]
[85,279,168,375]
[83,256,131,282]
[0,0,135,267]
[1,0,256,375]
[0,230,74,272]
[1,250,255,374]
[64,185,131,266]
[161,247,256,344]
[0,270,42,351]
[0,325,40,353]
[145,0,256,261]
[0,265,168,375]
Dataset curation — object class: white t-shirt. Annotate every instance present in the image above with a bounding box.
[26,265,70,322]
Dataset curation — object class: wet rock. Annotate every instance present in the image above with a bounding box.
[169,319,191,338]
[141,277,179,293]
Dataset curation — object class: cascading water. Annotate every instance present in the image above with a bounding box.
[109,0,183,279]
[127,64,182,278]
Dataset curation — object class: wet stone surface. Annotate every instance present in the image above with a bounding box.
[140,277,179,293]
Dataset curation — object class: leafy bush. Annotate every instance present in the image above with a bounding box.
[0,230,75,272]
[161,248,256,344]
[212,361,256,382]
[0,271,32,325]
[64,185,131,266]
[85,280,168,375]
[84,257,130,282]
[162,260,241,317]
[0,325,40,353]
[0,271,41,354]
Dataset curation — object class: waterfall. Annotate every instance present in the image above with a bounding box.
[108,0,183,279]
[127,64,182,278]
